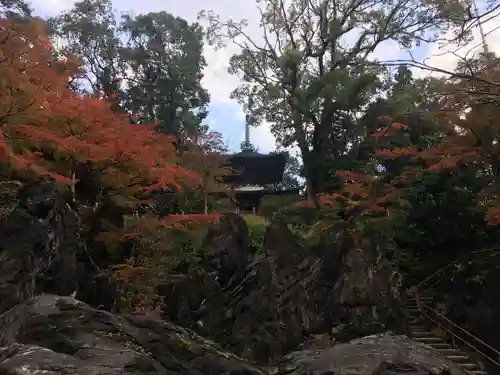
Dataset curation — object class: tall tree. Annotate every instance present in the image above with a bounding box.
[356,52,500,228]
[0,14,201,196]
[48,0,123,100]
[120,12,210,137]
[357,65,448,176]
[0,15,221,312]
[50,0,210,139]
[0,0,31,17]
[199,0,469,204]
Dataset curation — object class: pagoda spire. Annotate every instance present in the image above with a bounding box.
[471,0,491,58]
[241,121,255,151]
[244,121,250,147]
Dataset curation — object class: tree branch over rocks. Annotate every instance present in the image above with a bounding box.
[198,0,482,204]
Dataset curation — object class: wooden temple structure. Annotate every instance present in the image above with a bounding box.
[208,124,300,213]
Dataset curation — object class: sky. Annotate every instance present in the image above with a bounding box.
[30,0,500,153]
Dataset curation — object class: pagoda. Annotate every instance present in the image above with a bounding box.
[210,122,299,213]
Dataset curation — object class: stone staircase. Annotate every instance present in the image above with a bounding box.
[407,292,488,375]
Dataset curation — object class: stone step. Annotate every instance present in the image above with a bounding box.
[427,342,453,349]
[459,363,479,370]
[414,337,444,343]
[405,296,483,375]
[435,348,462,354]
[411,331,433,338]
[445,355,471,363]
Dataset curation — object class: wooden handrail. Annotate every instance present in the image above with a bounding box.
[416,296,500,367]
[412,247,500,368]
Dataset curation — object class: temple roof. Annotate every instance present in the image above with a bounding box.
[208,188,300,199]
[222,151,287,185]
[233,185,266,192]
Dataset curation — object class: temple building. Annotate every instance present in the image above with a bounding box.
[209,123,299,214]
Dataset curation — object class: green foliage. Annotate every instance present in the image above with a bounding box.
[0,0,31,17]
[50,0,209,137]
[273,204,341,247]
[0,200,18,219]
[258,194,302,221]
[243,214,267,254]
[200,0,470,198]
[99,214,218,312]
[395,170,496,258]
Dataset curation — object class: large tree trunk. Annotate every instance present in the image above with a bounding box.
[292,114,320,207]
[298,145,319,207]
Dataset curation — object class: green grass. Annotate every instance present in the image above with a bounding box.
[242,214,268,227]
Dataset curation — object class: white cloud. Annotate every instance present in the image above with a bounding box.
[246,124,278,153]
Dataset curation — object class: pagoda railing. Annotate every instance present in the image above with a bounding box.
[412,247,500,368]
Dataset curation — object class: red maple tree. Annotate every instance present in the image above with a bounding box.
[368,62,500,226]
[0,16,222,312]
[0,16,201,195]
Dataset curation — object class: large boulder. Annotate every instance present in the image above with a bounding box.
[276,332,469,375]
[0,294,265,375]
[330,232,406,342]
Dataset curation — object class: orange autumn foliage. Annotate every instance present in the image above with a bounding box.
[293,171,405,220]
[181,130,232,197]
[0,16,201,194]
[371,63,500,226]
[0,16,225,312]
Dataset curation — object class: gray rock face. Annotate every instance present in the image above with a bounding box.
[161,213,250,329]
[0,181,80,314]
[0,294,265,375]
[0,180,406,367]
[159,216,406,364]
[276,333,469,375]
[331,235,406,342]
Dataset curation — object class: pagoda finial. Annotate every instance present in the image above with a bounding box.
[471,0,491,57]
[244,121,250,146]
[241,121,255,151]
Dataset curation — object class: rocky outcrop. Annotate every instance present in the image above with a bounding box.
[0,294,265,375]
[0,181,80,314]
[198,217,333,363]
[331,233,406,342]
[160,216,405,364]
[0,179,147,314]
[160,214,250,328]
[277,332,469,375]
[0,296,465,375]
[0,179,406,366]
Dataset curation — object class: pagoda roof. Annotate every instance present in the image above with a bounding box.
[222,151,287,185]
[208,187,300,199]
